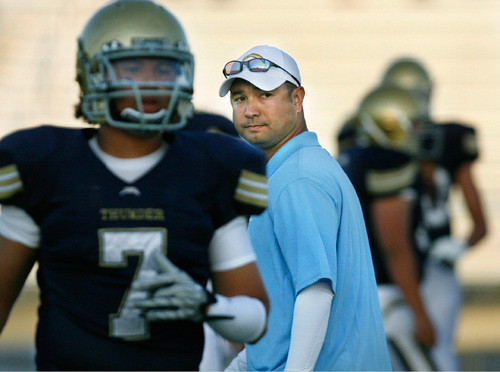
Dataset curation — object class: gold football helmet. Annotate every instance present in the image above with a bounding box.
[380,57,432,120]
[357,85,420,154]
[75,0,194,131]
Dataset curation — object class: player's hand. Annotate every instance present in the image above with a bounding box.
[131,251,215,322]
[429,236,468,267]
[414,312,435,347]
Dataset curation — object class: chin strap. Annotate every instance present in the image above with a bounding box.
[120,107,167,123]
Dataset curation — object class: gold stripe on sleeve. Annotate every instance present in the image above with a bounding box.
[0,164,24,199]
[235,169,268,209]
[366,161,418,196]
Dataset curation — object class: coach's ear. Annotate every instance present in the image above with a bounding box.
[292,86,305,113]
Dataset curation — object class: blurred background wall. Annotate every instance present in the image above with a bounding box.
[0,0,499,370]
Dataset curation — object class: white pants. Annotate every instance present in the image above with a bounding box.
[420,261,462,371]
[379,285,437,371]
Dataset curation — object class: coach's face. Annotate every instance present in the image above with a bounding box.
[230,79,304,159]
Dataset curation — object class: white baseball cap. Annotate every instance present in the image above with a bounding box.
[219,45,301,97]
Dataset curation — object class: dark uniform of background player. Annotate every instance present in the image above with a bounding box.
[338,85,437,371]
[381,57,488,371]
[0,0,269,370]
[184,111,240,138]
[335,114,360,154]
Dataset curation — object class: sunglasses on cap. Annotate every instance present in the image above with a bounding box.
[222,58,301,87]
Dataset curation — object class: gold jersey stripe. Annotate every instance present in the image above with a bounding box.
[0,164,23,199]
[0,164,18,177]
[235,169,268,208]
[366,161,418,195]
[240,169,268,185]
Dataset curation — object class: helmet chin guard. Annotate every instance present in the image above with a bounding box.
[76,0,194,132]
[120,108,167,123]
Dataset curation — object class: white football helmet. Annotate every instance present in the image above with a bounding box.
[75,0,194,132]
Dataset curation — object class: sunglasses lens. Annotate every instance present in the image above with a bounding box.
[223,59,274,77]
[248,59,270,72]
[224,61,242,76]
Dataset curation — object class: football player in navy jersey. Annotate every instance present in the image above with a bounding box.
[338,85,437,371]
[0,1,269,370]
[381,57,488,371]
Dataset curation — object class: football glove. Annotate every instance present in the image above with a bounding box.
[132,251,217,322]
[428,236,468,267]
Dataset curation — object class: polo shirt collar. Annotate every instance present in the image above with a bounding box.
[267,131,319,176]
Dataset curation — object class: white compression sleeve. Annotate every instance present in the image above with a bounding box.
[209,216,256,272]
[285,282,334,372]
[206,294,266,344]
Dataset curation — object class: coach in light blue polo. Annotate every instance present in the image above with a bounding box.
[220,44,392,371]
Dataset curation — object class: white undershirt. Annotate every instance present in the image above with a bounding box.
[0,137,256,272]
[87,136,168,184]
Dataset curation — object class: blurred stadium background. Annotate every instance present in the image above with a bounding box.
[0,0,499,370]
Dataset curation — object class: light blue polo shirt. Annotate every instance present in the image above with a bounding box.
[246,132,391,371]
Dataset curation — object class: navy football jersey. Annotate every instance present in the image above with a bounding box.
[0,125,267,370]
[419,121,479,177]
[183,111,240,138]
[417,121,479,246]
[417,166,453,245]
[338,145,426,284]
[335,115,359,154]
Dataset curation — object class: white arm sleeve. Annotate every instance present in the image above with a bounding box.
[0,205,40,248]
[209,216,256,272]
[206,217,265,343]
[285,282,334,372]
